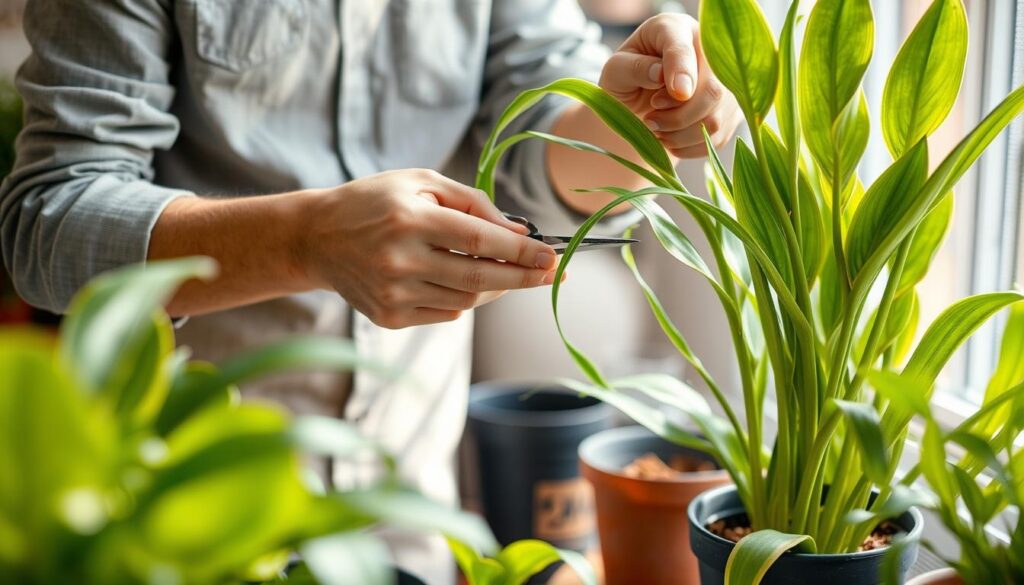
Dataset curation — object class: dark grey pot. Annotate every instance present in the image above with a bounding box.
[468,383,615,551]
[688,485,924,585]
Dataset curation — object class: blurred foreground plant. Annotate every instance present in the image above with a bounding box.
[0,257,496,585]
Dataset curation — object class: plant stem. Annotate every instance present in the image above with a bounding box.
[748,122,819,529]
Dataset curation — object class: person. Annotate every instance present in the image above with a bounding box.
[0,0,740,581]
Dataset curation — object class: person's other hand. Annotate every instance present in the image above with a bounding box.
[599,13,743,158]
[298,169,560,329]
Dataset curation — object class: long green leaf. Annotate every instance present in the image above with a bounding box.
[734,140,793,287]
[903,292,1024,386]
[799,0,874,176]
[725,530,816,585]
[846,140,930,277]
[776,0,802,153]
[856,85,1024,293]
[699,0,778,121]
[827,399,888,483]
[896,197,953,295]
[475,79,676,198]
[882,0,968,157]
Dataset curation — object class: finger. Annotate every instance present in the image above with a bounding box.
[400,282,482,311]
[419,170,529,234]
[601,50,664,94]
[645,83,722,133]
[424,206,558,269]
[647,15,699,101]
[423,249,557,292]
[655,124,706,151]
[669,142,711,160]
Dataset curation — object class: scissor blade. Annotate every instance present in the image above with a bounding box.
[539,236,640,254]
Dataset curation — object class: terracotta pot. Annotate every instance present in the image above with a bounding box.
[906,569,962,585]
[579,425,730,585]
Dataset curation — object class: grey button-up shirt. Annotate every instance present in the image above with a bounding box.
[0,1,624,582]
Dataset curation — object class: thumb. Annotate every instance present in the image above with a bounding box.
[648,15,699,101]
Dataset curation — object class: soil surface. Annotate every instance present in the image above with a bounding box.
[707,514,902,552]
[623,452,717,480]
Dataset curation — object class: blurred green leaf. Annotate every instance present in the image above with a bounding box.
[0,331,114,580]
[60,257,216,397]
[155,361,235,436]
[302,533,393,585]
[333,489,498,556]
[497,540,596,585]
[882,0,968,157]
[699,0,778,121]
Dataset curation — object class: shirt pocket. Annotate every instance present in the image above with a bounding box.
[194,0,309,72]
[388,0,487,107]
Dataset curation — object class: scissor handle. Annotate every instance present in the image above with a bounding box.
[501,212,540,237]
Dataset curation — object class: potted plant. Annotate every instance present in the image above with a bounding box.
[0,257,497,584]
[474,0,1024,582]
[578,424,729,583]
[468,383,614,552]
[448,537,595,585]
[870,305,1024,585]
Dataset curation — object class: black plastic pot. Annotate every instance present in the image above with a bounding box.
[468,383,615,551]
[688,485,924,585]
[395,569,426,585]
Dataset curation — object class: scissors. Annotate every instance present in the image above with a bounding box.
[502,213,639,254]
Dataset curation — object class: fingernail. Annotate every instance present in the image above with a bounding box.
[645,119,660,132]
[673,74,694,99]
[542,271,557,285]
[648,62,663,83]
[535,252,556,269]
[651,95,674,110]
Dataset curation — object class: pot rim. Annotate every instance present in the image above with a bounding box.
[468,382,613,428]
[579,425,729,483]
[905,567,960,585]
[687,484,926,561]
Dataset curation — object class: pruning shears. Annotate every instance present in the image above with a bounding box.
[502,213,639,254]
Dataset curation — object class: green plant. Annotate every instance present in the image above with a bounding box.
[872,304,1024,585]
[476,0,1024,580]
[0,257,497,584]
[448,538,596,585]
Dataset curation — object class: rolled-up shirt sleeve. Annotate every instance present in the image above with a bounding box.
[475,0,639,235]
[0,0,193,312]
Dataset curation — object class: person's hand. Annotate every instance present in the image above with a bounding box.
[297,169,560,329]
[599,13,743,158]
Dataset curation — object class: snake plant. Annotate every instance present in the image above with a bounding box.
[477,0,1024,580]
[0,257,496,584]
